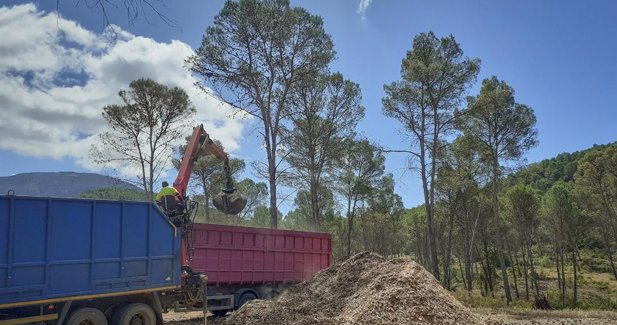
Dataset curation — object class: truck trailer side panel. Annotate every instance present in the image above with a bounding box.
[0,196,181,308]
[190,223,331,286]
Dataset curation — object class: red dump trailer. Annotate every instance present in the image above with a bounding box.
[189,223,331,316]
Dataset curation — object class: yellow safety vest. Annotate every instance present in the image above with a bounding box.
[155,186,179,201]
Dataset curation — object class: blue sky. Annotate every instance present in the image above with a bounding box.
[1,0,616,210]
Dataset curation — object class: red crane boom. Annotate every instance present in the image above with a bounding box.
[173,124,246,215]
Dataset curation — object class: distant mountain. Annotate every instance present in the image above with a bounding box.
[0,172,141,198]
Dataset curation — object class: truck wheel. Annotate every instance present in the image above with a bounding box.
[212,310,228,317]
[66,307,108,325]
[112,303,156,325]
[261,290,279,300]
[237,292,258,308]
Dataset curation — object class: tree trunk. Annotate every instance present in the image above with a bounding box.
[148,129,156,201]
[419,134,440,280]
[479,259,489,296]
[204,190,211,222]
[458,255,467,291]
[268,173,277,228]
[555,248,562,296]
[604,238,617,281]
[309,174,321,230]
[527,243,540,299]
[560,251,566,305]
[267,134,278,229]
[135,141,149,200]
[522,247,530,301]
[507,242,519,300]
[346,193,358,258]
[265,121,278,229]
[492,162,512,303]
[346,209,353,258]
[572,250,578,306]
[201,175,210,222]
[442,208,455,289]
[473,260,486,297]
[416,236,426,267]
[608,250,617,281]
[465,241,473,292]
[422,189,440,280]
[513,248,525,300]
[495,219,512,302]
[481,241,494,293]
[428,105,442,281]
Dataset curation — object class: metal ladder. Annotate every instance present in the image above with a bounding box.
[183,222,195,262]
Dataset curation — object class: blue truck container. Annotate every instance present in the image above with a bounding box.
[0,194,333,325]
[0,195,181,325]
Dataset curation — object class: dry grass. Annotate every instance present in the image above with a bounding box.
[475,307,617,320]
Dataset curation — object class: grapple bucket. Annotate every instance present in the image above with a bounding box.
[212,190,247,215]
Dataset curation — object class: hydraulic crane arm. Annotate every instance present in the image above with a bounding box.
[174,125,223,199]
[173,124,246,215]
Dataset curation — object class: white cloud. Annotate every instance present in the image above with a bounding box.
[356,0,373,20]
[0,4,247,177]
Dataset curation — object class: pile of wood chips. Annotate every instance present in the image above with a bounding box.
[220,252,487,325]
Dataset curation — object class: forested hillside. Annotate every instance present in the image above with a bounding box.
[191,141,617,309]
[509,142,616,191]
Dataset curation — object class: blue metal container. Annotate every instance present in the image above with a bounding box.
[0,196,181,308]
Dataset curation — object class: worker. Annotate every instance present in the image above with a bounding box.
[155,181,181,205]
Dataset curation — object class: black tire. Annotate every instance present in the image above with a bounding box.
[66,307,108,325]
[261,290,279,300]
[237,292,258,308]
[112,303,156,325]
[212,310,228,317]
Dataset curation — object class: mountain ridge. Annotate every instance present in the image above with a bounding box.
[0,172,141,198]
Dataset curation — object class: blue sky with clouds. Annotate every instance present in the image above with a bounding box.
[1,0,616,211]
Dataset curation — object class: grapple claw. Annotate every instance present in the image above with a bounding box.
[212,190,247,215]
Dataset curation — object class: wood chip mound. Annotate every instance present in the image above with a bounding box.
[222,252,486,325]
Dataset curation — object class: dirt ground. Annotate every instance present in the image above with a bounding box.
[477,309,617,325]
[163,310,617,325]
[162,252,617,325]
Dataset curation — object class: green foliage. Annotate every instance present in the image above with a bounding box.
[575,297,617,310]
[383,31,480,124]
[463,77,539,167]
[235,178,268,219]
[509,143,615,191]
[335,138,385,256]
[575,143,617,226]
[544,181,587,249]
[367,174,404,215]
[382,31,480,279]
[504,184,540,241]
[188,0,336,228]
[80,187,145,201]
[320,213,348,261]
[580,251,614,273]
[283,186,336,231]
[359,174,406,257]
[282,72,364,228]
[250,205,283,228]
[535,255,553,268]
